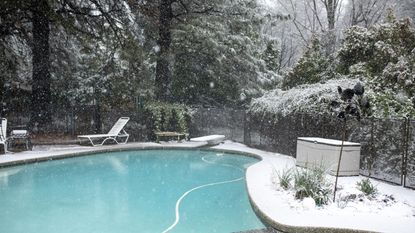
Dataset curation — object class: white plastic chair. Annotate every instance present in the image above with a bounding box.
[77,117,130,146]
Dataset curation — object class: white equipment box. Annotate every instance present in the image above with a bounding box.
[296,137,361,176]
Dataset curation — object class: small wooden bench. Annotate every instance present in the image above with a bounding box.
[155,131,188,143]
[8,130,32,151]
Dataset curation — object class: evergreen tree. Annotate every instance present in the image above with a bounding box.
[129,0,223,102]
[171,0,277,106]
[283,36,330,89]
[130,0,277,104]
[263,40,280,72]
[0,0,127,132]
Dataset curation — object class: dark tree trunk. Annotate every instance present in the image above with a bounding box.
[30,0,51,132]
[325,0,337,56]
[327,0,336,31]
[155,0,173,102]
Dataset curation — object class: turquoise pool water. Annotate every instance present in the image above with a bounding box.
[0,150,264,233]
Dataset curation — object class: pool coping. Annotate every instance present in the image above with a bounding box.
[0,142,208,168]
[0,143,412,233]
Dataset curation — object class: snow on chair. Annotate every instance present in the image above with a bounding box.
[77,117,130,146]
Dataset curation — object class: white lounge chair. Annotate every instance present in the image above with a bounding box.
[78,117,130,146]
[0,118,7,153]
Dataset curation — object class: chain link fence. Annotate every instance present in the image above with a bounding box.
[405,120,415,189]
[357,119,406,185]
[5,106,148,142]
[4,107,415,188]
[190,108,415,188]
[190,108,246,142]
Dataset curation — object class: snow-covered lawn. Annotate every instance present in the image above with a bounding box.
[214,141,415,233]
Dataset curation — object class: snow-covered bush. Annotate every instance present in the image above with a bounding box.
[253,12,415,119]
[367,89,415,117]
[294,166,332,206]
[249,78,359,118]
[337,11,415,117]
[273,165,332,206]
[339,11,415,75]
[356,178,378,197]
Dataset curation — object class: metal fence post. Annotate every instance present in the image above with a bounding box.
[402,118,410,187]
[243,110,251,145]
[368,117,375,177]
[71,108,75,136]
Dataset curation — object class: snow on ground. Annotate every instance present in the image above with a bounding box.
[214,141,415,233]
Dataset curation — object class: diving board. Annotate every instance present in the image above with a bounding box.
[190,135,225,146]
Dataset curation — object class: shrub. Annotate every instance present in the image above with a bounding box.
[277,168,293,190]
[143,102,192,140]
[337,12,415,118]
[294,166,332,206]
[356,178,378,197]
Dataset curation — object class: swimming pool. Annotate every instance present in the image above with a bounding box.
[0,149,264,233]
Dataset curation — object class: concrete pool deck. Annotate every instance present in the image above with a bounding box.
[1,141,414,233]
[0,141,207,167]
[212,142,415,233]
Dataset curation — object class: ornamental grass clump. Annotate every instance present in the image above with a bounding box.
[294,166,332,206]
[277,169,293,190]
[357,178,378,197]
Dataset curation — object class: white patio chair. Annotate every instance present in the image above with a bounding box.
[0,118,8,153]
[77,117,130,146]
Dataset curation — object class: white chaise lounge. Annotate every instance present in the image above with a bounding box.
[78,117,130,146]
